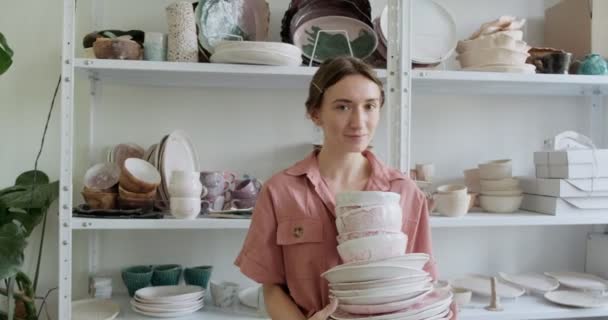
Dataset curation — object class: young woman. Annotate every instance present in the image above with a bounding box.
[235,56,453,319]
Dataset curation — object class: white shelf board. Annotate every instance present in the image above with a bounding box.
[109,295,267,320]
[430,210,608,228]
[71,216,251,230]
[460,295,608,320]
[74,58,386,89]
[413,69,608,96]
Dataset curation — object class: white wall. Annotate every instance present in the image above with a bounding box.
[1,0,604,319]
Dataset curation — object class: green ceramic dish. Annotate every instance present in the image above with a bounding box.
[184,265,213,289]
[122,265,153,296]
[151,264,183,286]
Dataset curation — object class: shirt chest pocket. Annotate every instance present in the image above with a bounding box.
[277,218,324,279]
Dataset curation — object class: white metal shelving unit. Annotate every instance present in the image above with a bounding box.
[59,0,608,319]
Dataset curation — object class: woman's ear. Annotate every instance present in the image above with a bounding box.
[309,109,322,126]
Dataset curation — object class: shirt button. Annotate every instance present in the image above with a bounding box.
[293,226,304,238]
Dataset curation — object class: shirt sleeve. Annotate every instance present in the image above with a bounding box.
[234,184,286,285]
[402,190,438,280]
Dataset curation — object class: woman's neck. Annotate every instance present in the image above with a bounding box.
[317,147,371,193]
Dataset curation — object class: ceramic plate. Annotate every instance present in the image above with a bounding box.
[338,288,432,315]
[450,274,525,298]
[544,290,608,308]
[293,15,377,63]
[331,280,431,298]
[131,304,203,318]
[545,272,608,291]
[340,253,430,270]
[499,272,560,293]
[332,289,452,320]
[130,299,203,312]
[133,295,203,307]
[329,275,431,291]
[462,64,536,73]
[72,299,120,320]
[196,0,270,54]
[135,285,204,302]
[210,48,302,66]
[334,283,433,305]
[381,1,456,63]
[322,265,427,284]
[160,130,199,197]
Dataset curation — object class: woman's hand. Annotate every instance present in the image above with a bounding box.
[308,297,338,320]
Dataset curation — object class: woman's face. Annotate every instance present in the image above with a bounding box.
[312,74,382,153]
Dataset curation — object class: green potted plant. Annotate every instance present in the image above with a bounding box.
[0,33,59,320]
[0,32,13,75]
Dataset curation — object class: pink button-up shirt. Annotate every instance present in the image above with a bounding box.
[235,150,440,317]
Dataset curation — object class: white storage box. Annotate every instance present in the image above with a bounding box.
[519,177,608,197]
[521,194,608,215]
[534,150,608,179]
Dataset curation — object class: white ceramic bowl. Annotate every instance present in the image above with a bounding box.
[436,184,468,197]
[480,177,519,191]
[336,191,401,207]
[480,195,523,213]
[457,48,529,68]
[481,188,523,196]
[434,193,470,217]
[337,233,407,264]
[456,32,530,54]
[478,159,513,180]
[169,170,204,198]
[170,197,201,219]
[336,205,403,234]
[337,229,402,245]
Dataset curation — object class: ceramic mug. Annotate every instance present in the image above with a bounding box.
[230,198,256,209]
[231,179,261,199]
[210,281,239,308]
[201,195,225,213]
[200,171,230,198]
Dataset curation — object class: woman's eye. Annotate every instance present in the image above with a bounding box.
[366,104,378,110]
[336,105,350,111]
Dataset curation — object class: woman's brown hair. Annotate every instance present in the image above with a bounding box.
[305,56,385,116]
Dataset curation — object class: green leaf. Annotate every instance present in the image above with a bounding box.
[0,223,27,280]
[0,32,13,76]
[0,181,59,209]
[15,170,50,186]
[3,208,45,237]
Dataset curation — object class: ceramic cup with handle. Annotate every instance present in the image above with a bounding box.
[231,179,261,199]
[230,197,257,209]
[200,171,230,198]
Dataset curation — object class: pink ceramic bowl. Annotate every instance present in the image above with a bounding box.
[336,205,402,234]
[337,233,407,264]
[337,230,402,245]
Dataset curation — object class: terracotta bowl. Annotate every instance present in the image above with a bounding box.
[120,158,161,193]
[117,196,154,212]
[118,185,157,200]
[93,38,143,60]
[81,190,117,209]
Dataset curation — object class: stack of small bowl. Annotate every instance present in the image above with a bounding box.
[117,158,162,212]
[322,191,453,319]
[168,170,203,220]
[81,163,121,209]
[456,16,534,73]
[478,159,523,213]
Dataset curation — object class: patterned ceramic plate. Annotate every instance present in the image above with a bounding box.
[293,15,377,63]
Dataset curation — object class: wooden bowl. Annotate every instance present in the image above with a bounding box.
[81,190,117,209]
[120,158,161,193]
[118,185,157,200]
[93,38,143,60]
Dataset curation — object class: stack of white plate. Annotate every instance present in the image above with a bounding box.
[131,285,204,318]
[210,41,302,66]
[143,130,200,211]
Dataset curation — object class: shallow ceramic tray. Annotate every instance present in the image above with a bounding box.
[72,299,120,320]
[499,272,560,293]
[544,290,608,308]
[450,274,525,298]
[545,272,608,291]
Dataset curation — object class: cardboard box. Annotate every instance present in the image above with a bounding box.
[521,194,608,215]
[545,0,608,60]
[520,177,608,197]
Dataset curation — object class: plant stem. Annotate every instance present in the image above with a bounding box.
[32,209,47,293]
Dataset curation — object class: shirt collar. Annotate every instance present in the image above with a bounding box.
[285,150,405,191]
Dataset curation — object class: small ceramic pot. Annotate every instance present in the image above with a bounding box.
[151,264,182,286]
[170,197,201,219]
[415,163,435,182]
[121,265,152,296]
[169,170,206,198]
[184,266,213,289]
[210,281,239,308]
[578,53,608,75]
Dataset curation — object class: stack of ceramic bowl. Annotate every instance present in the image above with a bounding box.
[456,16,535,73]
[117,158,161,212]
[168,170,203,219]
[478,159,523,213]
[131,285,204,318]
[107,143,145,168]
[323,191,453,319]
[210,40,303,66]
[433,184,472,218]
